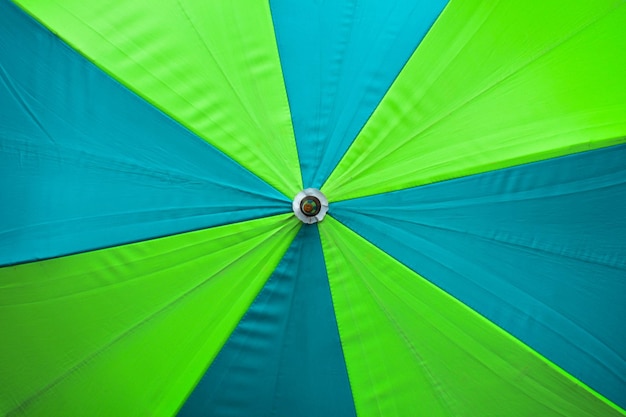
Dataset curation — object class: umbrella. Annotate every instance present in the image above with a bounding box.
[1,0,625,415]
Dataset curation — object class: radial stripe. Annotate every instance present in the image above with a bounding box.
[0,1,291,266]
[179,224,355,417]
[331,144,626,409]
[323,0,626,201]
[0,214,300,417]
[11,0,302,197]
[319,216,625,417]
[270,0,449,189]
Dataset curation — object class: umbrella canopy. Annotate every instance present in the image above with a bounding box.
[1,0,625,416]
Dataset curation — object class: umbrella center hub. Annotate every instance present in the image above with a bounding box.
[293,188,328,224]
[301,196,321,216]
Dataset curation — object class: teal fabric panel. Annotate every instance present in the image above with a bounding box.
[270,0,449,189]
[0,0,289,265]
[331,144,626,409]
[178,225,356,417]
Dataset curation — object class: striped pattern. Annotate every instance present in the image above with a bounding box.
[1,0,625,415]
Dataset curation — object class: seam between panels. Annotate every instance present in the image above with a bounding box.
[317,1,453,194]
[328,215,455,415]
[318,219,361,417]
[268,236,301,417]
[266,0,305,195]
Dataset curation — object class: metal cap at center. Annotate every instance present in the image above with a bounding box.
[300,196,321,216]
[293,188,328,224]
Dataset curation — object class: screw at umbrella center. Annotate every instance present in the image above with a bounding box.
[293,188,328,224]
[300,196,321,216]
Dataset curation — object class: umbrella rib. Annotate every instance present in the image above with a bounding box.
[321,222,384,416]
[354,209,626,270]
[0,202,291,271]
[175,0,267,135]
[344,243,457,415]
[2,137,264,192]
[268,257,301,417]
[309,0,357,185]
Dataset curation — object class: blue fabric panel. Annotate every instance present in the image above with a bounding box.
[0,1,289,266]
[331,144,626,409]
[270,0,449,189]
[178,225,356,417]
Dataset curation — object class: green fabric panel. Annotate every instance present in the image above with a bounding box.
[323,0,626,201]
[13,0,302,198]
[0,214,300,417]
[319,216,625,417]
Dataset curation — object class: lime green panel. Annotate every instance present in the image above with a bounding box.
[323,0,626,201]
[0,214,300,417]
[319,217,625,417]
[13,0,302,197]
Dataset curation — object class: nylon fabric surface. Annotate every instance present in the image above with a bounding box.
[331,144,626,408]
[323,0,626,200]
[179,225,355,417]
[0,0,291,266]
[0,214,300,417]
[2,0,626,415]
[11,0,302,198]
[319,217,625,417]
[270,0,449,188]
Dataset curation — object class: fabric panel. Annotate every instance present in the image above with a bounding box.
[270,0,449,189]
[12,0,302,197]
[178,225,355,417]
[0,0,290,266]
[323,0,626,200]
[320,217,625,416]
[0,215,300,417]
[331,144,626,409]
